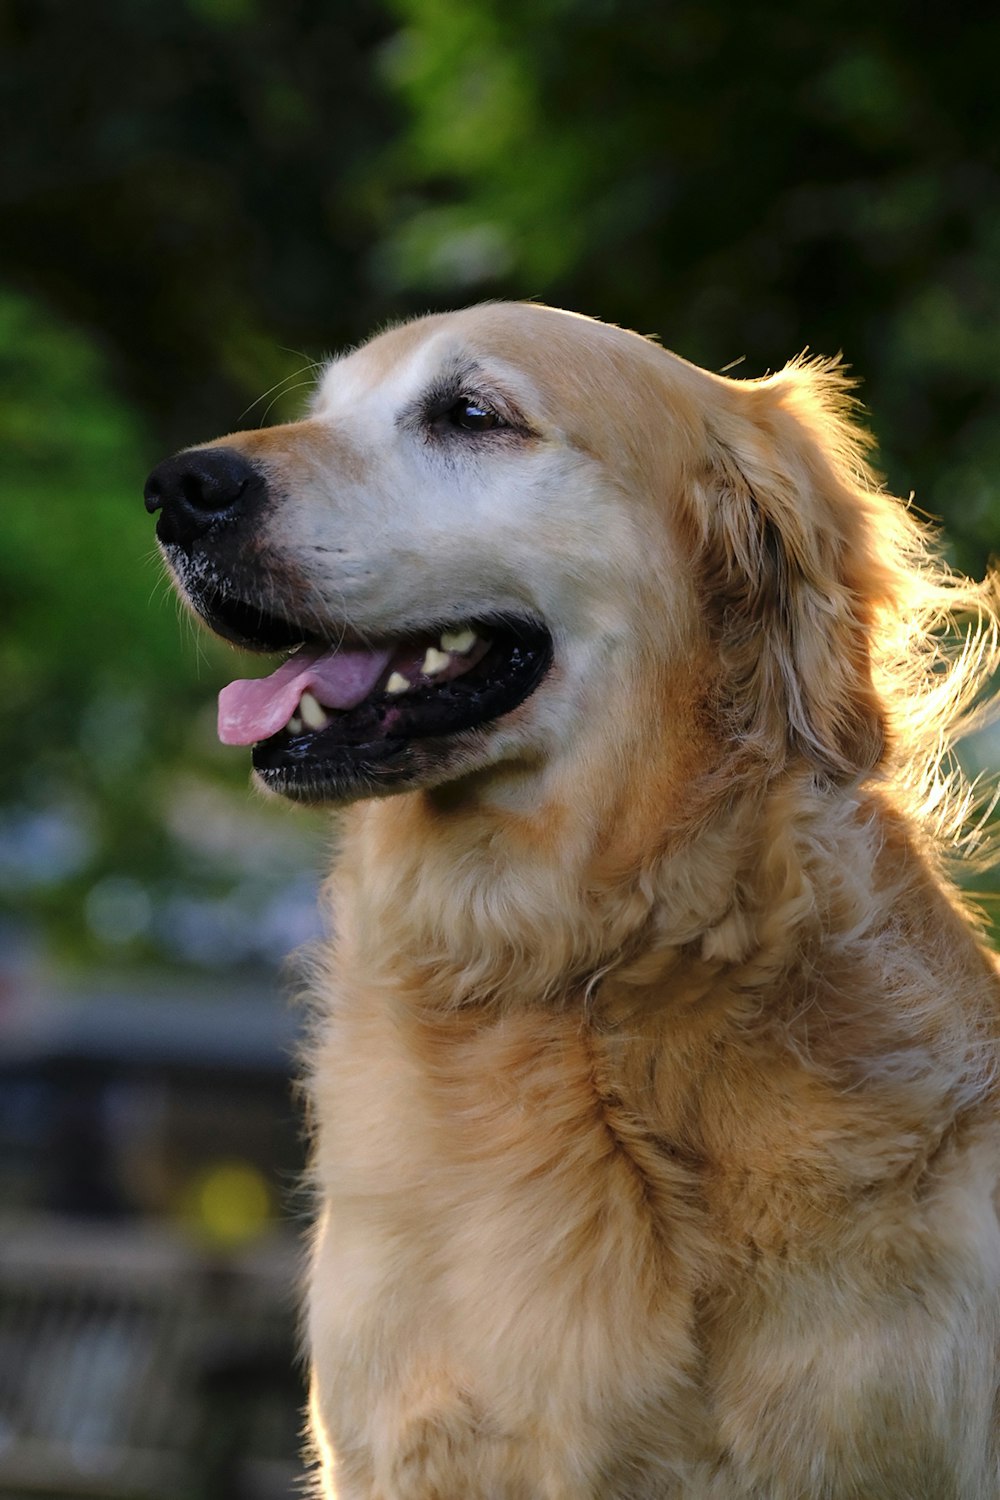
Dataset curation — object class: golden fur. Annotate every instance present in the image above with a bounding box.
[187,305,1000,1496]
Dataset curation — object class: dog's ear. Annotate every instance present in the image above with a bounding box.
[690,358,890,781]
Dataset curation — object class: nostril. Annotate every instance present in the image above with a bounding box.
[143,475,164,514]
[180,466,249,514]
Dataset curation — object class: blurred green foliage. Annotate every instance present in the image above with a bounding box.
[0,285,328,967]
[1,0,998,966]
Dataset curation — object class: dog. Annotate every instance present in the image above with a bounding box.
[146,303,1000,1498]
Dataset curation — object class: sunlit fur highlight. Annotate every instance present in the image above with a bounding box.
[693,352,1000,869]
[759,356,998,825]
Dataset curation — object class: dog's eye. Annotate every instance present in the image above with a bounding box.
[444,398,504,433]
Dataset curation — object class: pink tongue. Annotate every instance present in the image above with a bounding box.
[218,642,393,746]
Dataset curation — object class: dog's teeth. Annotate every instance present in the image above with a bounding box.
[422,647,451,677]
[440,628,477,654]
[299,690,330,730]
[287,714,303,736]
[386,672,411,695]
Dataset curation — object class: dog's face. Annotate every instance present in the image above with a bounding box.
[146,304,711,805]
[146,301,888,813]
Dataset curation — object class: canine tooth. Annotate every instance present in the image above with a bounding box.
[299,690,330,730]
[422,647,451,677]
[386,672,411,695]
[440,628,477,654]
[287,714,303,736]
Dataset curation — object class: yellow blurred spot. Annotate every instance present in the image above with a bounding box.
[181,1160,272,1245]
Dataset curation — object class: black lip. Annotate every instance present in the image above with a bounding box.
[251,620,553,803]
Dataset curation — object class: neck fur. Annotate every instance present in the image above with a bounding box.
[326,760,869,1014]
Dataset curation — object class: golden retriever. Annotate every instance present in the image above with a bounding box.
[145,303,1000,1498]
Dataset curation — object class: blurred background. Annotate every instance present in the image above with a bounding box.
[1,0,999,1494]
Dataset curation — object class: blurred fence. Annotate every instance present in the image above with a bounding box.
[0,1218,304,1500]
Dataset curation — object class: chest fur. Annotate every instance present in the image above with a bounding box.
[308,1000,719,1473]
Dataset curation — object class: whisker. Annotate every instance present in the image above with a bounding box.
[239,362,323,424]
[258,379,319,427]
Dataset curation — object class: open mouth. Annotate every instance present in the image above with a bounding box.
[202,589,553,802]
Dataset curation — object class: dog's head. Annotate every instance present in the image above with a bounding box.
[146,303,925,816]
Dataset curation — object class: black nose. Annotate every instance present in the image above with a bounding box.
[143,446,266,550]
